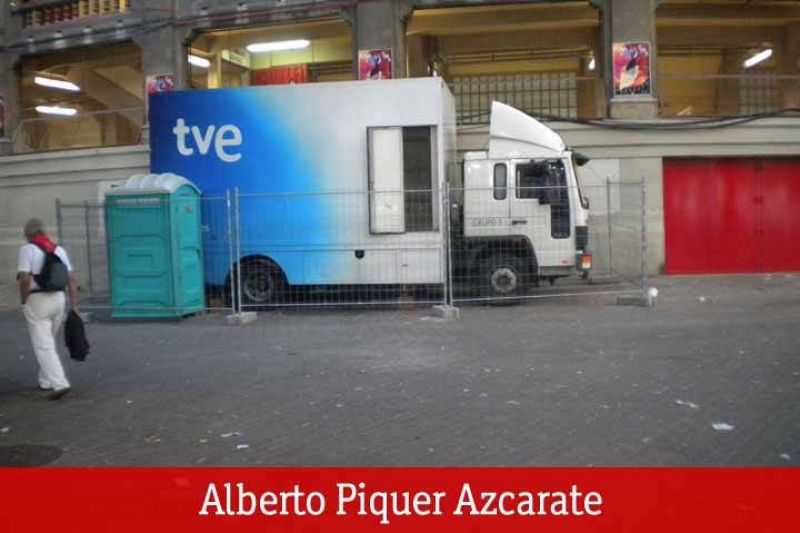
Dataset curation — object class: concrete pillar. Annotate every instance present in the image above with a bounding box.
[134,25,192,91]
[133,23,193,143]
[607,0,659,119]
[779,24,800,109]
[406,34,429,78]
[578,30,605,119]
[0,53,20,155]
[354,0,413,79]
[716,50,741,116]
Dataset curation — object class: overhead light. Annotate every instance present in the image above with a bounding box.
[744,48,772,69]
[246,39,310,53]
[588,57,596,71]
[34,76,80,92]
[188,54,210,68]
[36,105,78,116]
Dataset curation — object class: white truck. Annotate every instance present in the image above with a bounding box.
[148,78,591,303]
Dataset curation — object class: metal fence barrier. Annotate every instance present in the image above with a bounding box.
[55,179,647,316]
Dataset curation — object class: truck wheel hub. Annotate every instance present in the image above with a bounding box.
[243,272,273,302]
[491,267,518,294]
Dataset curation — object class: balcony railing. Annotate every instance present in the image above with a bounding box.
[659,74,800,117]
[450,73,605,125]
[15,0,131,29]
[12,107,144,154]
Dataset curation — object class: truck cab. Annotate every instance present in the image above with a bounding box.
[452,102,591,298]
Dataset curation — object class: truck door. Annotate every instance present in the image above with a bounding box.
[463,160,510,237]
[510,159,574,268]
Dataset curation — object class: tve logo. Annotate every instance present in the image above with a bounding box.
[172,118,242,163]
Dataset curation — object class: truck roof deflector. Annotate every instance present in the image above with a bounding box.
[488,101,567,160]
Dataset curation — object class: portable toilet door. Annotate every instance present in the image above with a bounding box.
[105,173,204,318]
[171,184,204,312]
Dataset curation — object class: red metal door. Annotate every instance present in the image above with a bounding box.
[664,158,800,274]
[664,159,757,273]
[758,160,800,271]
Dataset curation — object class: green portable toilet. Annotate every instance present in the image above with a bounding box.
[105,173,205,318]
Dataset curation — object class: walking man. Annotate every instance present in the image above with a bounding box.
[17,218,79,400]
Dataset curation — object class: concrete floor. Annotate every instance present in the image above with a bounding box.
[0,274,797,466]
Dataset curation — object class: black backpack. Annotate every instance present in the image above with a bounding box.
[33,244,69,292]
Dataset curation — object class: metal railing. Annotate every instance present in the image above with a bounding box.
[450,74,604,124]
[12,107,144,154]
[659,74,800,117]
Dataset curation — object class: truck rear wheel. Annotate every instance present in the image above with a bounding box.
[480,254,528,300]
[234,258,287,306]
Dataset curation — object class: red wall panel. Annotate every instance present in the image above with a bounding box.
[758,160,800,272]
[251,64,308,86]
[664,158,799,274]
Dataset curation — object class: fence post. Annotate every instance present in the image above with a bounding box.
[55,199,63,244]
[640,178,648,299]
[84,200,94,297]
[225,189,236,314]
[606,176,614,277]
[234,187,243,314]
[442,181,452,307]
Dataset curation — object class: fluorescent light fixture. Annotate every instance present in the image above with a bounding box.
[246,39,310,53]
[188,54,210,68]
[588,57,596,71]
[34,76,80,92]
[744,48,772,69]
[36,105,78,116]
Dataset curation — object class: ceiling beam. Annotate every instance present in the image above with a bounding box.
[407,4,599,36]
[656,4,800,27]
[437,27,599,55]
[658,25,784,49]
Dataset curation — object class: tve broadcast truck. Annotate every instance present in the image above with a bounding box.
[149,78,591,304]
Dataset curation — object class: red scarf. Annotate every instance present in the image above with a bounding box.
[29,234,58,253]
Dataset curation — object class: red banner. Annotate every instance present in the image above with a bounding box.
[0,468,795,532]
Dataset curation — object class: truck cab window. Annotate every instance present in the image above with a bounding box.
[516,160,570,239]
[493,163,507,200]
[516,162,549,201]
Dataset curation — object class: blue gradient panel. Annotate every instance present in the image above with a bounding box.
[149,88,337,285]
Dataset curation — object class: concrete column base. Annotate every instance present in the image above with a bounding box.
[0,138,12,156]
[225,312,257,325]
[609,98,659,119]
[431,304,461,320]
[617,288,657,307]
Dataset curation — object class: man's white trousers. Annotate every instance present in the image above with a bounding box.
[23,292,69,391]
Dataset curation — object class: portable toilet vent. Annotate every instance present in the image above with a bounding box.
[105,173,205,318]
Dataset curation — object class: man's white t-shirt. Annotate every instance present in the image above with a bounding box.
[17,244,73,291]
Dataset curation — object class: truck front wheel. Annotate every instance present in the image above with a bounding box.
[480,254,528,299]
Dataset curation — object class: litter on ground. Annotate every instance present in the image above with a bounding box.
[675,399,700,409]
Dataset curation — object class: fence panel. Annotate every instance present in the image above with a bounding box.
[56,196,235,315]
[449,181,645,304]
[56,180,646,315]
[234,189,448,309]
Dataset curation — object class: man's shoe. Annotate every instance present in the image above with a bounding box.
[48,387,71,400]
[38,385,52,391]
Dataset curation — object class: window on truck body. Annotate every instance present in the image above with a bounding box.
[368,126,437,234]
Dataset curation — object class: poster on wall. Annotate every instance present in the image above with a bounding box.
[146,74,175,95]
[358,49,392,81]
[613,42,651,97]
